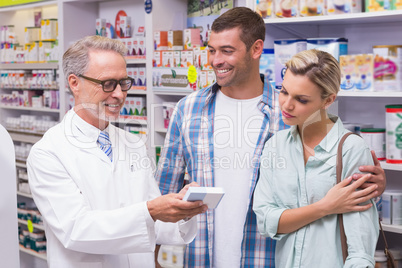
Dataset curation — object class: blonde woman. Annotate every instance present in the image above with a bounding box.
[253,49,379,267]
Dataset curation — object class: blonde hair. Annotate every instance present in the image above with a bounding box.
[285,49,340,99]
[62,35,128,90]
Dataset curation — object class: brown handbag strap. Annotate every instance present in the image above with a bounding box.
[336,132,357,263]
[337,132,396,267]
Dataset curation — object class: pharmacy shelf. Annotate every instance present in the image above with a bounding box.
[153,87,194,96]
[382,223,402,234]
[110,116,147,126]
[264,10,402,25]
[9,131,42,143]
[0,87,59,91]
[128,87,147,95]
[18,219,45,231]
[337,91,402,98]
[16,161,27,169]
[17,191,32,198]
[155,127,168,133]
[126,56,147,65]
[0,63,58,70]
[19,246,47,261]
[380,162,402,172]
[0,105,60,113]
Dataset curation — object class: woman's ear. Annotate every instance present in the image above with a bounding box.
[323,94,336,110]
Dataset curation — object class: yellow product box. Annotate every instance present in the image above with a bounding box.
[355,54,374,91]
[339,54,357,91]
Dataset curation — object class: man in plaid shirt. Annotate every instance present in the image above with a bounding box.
[156,7,386,267]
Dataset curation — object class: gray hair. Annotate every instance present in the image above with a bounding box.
[62,35,128,91]
[285,49,340,99]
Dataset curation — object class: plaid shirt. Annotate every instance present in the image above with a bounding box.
[155,75,287,267]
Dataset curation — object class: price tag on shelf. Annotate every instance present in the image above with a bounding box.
[27,219,34,233]
[187,65,198,84]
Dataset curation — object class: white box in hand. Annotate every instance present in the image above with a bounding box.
[183,187,225,209]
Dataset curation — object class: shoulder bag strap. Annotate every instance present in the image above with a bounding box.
[337,132,396,267]
[336,132,357,263]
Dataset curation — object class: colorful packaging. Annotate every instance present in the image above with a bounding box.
[299,0,325,16]
[355,54,374,91]
[274,39,307,91]
[255,0,274,18]
[168,30,183,50]
[365,0,393,12]
[340,54,357,91]
[154,31,168,50]
[183,28,200,50]
[373,45,402,92]
[275,0,298,17]
[385,105,402,163]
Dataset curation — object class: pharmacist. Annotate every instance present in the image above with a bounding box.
[27,36,207,268]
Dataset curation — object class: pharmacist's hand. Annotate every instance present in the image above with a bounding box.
[352,150,386,196]
[322,174,378,215]
[147,183,207,223]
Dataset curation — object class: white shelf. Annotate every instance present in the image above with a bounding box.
[337,91,402,97]
[0,63,58,70]
[264,10,402,25]
[381,223,402,234]
[19,246,46,261]
[380,162,402,172]
[110,116,147,126]
[155,128,168,133]
[0,105,60,113]
[128,88,147,95]
[17,191,32,198]
[18,219,45,231]
[153,87,194,96]
[9,131,42,143]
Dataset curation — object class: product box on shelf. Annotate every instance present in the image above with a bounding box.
[340,54,357,91]
[299,0,325,16]
[365,0,394,11]
[163,102,176,129]
[275,0,298,17]
[183,28,200,50]
[96,18,106,36]
[306,38,348,61]
[260,48,275,83]
[355,54,374,91]
[373,45,402,92]
[154,31,168,51]
[135,26,146,56]
[255,0,274,18]
[168,30,183,50]
[274,39,307,90]
[327,0,362,15]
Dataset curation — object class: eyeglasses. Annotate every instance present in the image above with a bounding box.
[78,74,134,92]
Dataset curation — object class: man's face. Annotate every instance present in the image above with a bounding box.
[73,50,128,128]
[208,27,253,89]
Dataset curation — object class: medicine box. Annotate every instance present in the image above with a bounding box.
[183,187,225,209]
[183,28,200,50]
[340,54,357,91]
[274,39,307,91]
[307,38,348,61]
[168,30,183,50]
[154,31,168,50]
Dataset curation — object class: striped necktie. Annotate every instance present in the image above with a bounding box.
[97,130,113,162]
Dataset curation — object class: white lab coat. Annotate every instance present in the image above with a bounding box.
[27,109,196,268]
